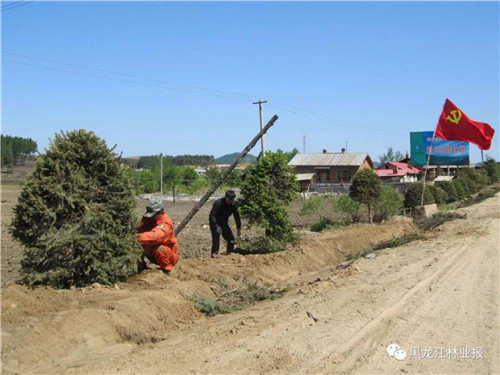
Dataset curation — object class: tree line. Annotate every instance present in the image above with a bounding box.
[1,135,38,167]
[136,154,215,169]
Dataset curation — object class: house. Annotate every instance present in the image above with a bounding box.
[296,173,317,192]
[288,149,374,192]
[375,162,421,183]
[433,175,455,188]
[213,163,249,171]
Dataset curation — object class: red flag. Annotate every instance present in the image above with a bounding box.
[435,99,495,150]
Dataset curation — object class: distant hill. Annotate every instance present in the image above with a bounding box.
[215,153,258,164]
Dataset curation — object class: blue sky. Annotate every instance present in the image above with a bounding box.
[2,1,499,163]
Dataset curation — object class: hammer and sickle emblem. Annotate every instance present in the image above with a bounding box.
[447,109,462,124]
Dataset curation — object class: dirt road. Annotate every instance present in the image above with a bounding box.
[2,194,499,374]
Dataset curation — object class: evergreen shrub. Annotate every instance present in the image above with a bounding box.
[10,130,142,288]
[404,182,435,208]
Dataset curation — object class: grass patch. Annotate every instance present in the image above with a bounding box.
[310,218,349,232]
[417,212,467,231]
[346,232,424,261]
[235,236,289,255]
[438,203,456,212]
[190,278,285,316]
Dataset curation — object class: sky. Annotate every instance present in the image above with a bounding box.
[1,1,499,164]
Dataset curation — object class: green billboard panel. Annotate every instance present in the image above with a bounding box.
[411,131,470,166]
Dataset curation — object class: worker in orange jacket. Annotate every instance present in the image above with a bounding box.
[136,197,179,276]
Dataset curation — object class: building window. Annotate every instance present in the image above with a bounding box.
[337,169,352,182]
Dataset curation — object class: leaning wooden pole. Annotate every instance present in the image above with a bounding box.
[175,114,279,236]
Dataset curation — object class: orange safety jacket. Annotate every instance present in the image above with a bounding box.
[136,212,179,268]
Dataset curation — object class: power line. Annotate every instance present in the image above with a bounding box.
[1,1,35,12]
[1,1,24,10]
[266,101,407,136]
[3,59,253,101]
[2,51,255,101]
[3,52,399,135]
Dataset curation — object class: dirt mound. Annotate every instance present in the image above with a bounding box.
[1,219,416,373]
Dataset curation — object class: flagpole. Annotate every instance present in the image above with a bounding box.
[420,134,436,207]
[420,100,446,207]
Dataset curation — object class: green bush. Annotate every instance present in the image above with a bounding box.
[457,178,471,197]
[428,185,449,205]
[300,195,327,219]
[349,169,381,223]
[452,180,466,200]
[460,176,478,194]
[10,130,142,288]
[239,152,299,242]
[236,235,291,254]
[477,188,498,201]
[460,168,489,190]
[404,182,435,208]
[457,187,499,208]
[372,185,404,223]
[310,218,349,232]
[190,278,285,316]
[439,181,458,203]
[331,194,362,222]
[483,157,500,183]
[417,212,466,231]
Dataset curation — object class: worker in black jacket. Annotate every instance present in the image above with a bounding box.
[209,190,241,257]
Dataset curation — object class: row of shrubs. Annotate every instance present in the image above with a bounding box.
[303,167,497,232]
[302,184,404,230]
[404,168,492,208]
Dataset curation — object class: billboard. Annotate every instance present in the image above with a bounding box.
[410,131,470,166]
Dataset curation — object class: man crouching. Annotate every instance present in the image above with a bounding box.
[136,197,179,276]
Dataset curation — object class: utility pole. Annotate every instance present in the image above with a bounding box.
[303,134,306,153]
[253,99,267,157]
[160,153,163,201]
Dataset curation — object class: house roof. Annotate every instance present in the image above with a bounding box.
[288,153,372,167]
[434,175,455,182]
[375,162,421,178]
[296,173,316,181]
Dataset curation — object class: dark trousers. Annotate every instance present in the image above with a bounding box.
[210,224,235,255]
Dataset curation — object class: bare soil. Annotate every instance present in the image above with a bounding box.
[1,168,499,374]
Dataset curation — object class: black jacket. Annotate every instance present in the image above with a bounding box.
[209,197,241,229]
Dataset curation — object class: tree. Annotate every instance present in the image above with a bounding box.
[439,181,458,203]
[379,147,404,164]
[331,195,362,222]
[163,165,182,203]
[404,182,435,208]
[239,152,299,243]
[1,135,37,166]
[301,196,326,220]
[428,185,449,205]
[1,141,14,168]
[349,169,381,223]
[205,166,221,184]
[372,186,404,222]
[483,157,500,183]
[276,148,300,163]
[226,169,242,187]
[10,130,141,288]
[179,166,199,187]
